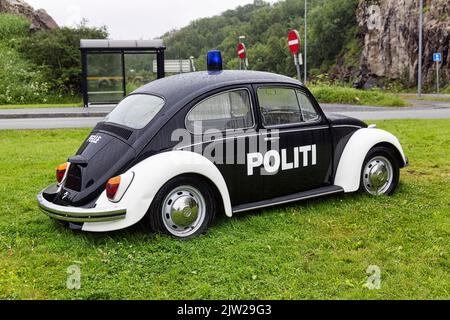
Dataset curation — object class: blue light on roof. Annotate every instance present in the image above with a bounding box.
[207,50,223,72]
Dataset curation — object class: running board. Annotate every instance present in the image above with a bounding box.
[232,185,344,213]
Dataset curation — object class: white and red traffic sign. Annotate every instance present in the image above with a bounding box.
[288,29,301,55]
[237,42,247,60]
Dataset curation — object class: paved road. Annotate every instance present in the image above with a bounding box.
[321,103,450,120]
[1,100,449,130]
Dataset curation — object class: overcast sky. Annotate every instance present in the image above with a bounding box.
[27,0,278,39]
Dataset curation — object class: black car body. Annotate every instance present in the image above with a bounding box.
[38,70,408,238]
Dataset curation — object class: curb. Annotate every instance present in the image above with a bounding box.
[0,112,110,120]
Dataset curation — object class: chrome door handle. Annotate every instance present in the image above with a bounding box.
[264,137,280,142]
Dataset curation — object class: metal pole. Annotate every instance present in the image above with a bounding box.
[304,0,307,83]
[156,49,165,79]
[121,50,126,97]
[437,61,439,95]
[418,0,423,97]
[294,54,301,82]
[189,56,196,72]
[81,49,89,108]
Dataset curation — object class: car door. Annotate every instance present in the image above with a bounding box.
[254,85,333,200]
[184,86,263,206]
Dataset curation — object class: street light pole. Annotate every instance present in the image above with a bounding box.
[304,0,307,83]
[418,0,423,97]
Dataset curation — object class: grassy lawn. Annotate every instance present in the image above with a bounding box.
[442,85,450,94]
[0,119,448,299]
[0,103,82,110]
[310,85,409,107]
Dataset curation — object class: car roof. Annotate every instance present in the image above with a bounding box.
[133,70,303,111]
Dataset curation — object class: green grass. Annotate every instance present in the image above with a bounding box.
[399,94,450,103]
[0,103,82,110]
[310,85,409,107]
[411,97,450,103]
[0,119,449,299]
[442,85,450,94]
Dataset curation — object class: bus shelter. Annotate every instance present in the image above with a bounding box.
[80,39,166,107]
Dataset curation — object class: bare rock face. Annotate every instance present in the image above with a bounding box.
[0,0,58,30]
[357,0,449,88]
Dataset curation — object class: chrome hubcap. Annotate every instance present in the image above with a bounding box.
[363,156,393,195]
[162,186,206,237]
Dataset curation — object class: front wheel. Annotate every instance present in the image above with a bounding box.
[146,176,216,239]
[360,146,400,196]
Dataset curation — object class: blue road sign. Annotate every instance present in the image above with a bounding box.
[433,53,441,62]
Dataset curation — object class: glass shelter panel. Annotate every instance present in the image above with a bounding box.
[124,53,157,93]
[87,53,124,104]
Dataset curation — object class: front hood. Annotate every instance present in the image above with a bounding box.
[56,129,136,206]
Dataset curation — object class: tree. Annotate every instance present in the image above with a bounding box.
[162,0,359,78]
[19,20,108,93]
[309,0,358,70]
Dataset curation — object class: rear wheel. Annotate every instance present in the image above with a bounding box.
[146,176,216,239]
[360,146,400,196]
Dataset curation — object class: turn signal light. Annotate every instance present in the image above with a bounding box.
[56,163,68,183]
[106,176,121,200]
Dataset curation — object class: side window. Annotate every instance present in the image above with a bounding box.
[257,87,302,127]
[186,89,253,133]
[296,90,320,122]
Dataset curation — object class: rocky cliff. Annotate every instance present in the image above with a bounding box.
[0,0,57,30]
[357,0,449,88]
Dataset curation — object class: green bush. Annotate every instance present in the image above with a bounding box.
[310,85,408,107]
[18,22,108,94]
[0,14,29,40]
[0,14,53,104]
[0,44,52,104]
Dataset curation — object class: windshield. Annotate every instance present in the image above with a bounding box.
[105,94,165,129]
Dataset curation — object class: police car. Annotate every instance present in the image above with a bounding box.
[37,51,408,239]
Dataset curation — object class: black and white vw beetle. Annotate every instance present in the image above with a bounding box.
[38,51,408,239]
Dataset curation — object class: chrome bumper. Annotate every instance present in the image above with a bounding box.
[37,185,126,223]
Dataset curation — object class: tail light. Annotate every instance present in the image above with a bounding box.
[106,176,121,200]
[56,163,68,183]
[105,172,134,203]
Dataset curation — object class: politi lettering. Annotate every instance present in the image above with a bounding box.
[247,144,317,176]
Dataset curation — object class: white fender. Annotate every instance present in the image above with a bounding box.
[82,151,232,232]
[334,128,407,193]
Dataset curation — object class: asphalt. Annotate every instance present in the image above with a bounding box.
[321,101,450,120]
[0,96,449,130]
